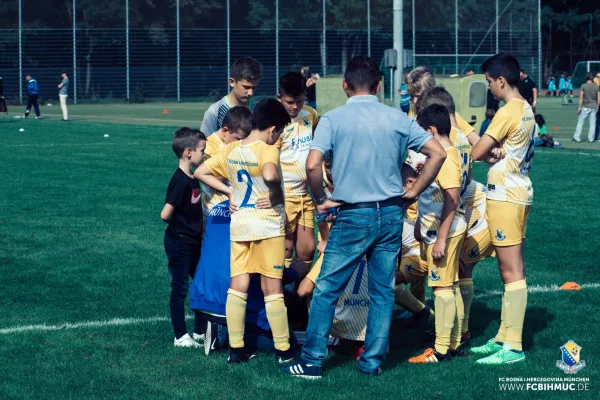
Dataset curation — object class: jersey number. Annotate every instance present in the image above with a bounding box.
[237,170,255,208]
[352,259,367,294]
[521,128,535,174]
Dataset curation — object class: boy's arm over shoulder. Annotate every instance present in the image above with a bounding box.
[202,145,229,179]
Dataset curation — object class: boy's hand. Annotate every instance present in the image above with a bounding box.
[489,146,506,159]
[229,194,239,213]
[255,196,272,209]
[432,239,446,259]
[317,240,327,256]
[401,188,419,204]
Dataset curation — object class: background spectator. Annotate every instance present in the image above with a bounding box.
[519,69,538,110]
[480,109,495,136]
[573,75,599,143]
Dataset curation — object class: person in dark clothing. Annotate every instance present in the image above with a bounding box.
[487,89,499,112]
[0,77,7,114]
[519,69,538,111]
[301,65,318,110]
[24,74,40,119]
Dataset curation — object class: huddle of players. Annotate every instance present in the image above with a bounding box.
[163,53,534,367]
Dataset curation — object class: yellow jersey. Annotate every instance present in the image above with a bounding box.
[462,180,488,237]
[484,98,535,205]
[449,127,472,212]
[417,146,467,244]
[455,112,475,136]
[204,140,285,242]
[201,134,230,217]
[402,219,420,257]
[276,106,318,196]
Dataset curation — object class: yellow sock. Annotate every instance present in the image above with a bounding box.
[504,280,527,351]
[450,283,464,350]
[264,294,290,351]
[433,289,455,355]
[225,289,248,349]
[494,293,507,344]
[395,285,425,313]
[284,258,293,269]
[410,275,426,304]
[459,278,474,334]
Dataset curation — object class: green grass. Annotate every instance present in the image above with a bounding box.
[0,98,599,399]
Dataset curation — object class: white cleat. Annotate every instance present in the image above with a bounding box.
[174,333,202,348]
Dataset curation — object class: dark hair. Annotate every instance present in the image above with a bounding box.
[520,69,526,74]
[480,53,520,87]
[231,56,262,82]
[279,72,307,97]
[172,127,207,158]
[61,70,68,75]
[251,98,291,131]
[401,163,418,183]
[416,104,451,136]
[485,109,496,119]
[585,74,593,81]
[534,114,545,127]
[222,106,252,138]
[417,86,456,115]
[344,56,381,93]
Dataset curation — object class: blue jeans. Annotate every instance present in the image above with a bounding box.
[301,203,404,373]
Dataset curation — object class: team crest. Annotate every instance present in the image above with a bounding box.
[303,118,310,127]
[556,341,586,374]
[495,228,507,242]
[469,245,479,259]
[404,264,414,275]
[430,268,440,282]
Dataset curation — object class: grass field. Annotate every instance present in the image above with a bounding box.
[0,98,599,399]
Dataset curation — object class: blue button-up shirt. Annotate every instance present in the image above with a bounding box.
[311,95,431,203]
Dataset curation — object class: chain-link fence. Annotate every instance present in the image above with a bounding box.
[0,0,540,104]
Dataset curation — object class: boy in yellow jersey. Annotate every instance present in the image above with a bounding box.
[195,98,294,365]
[405,67,479,146]
[276,72,319,272]
[408,104,467,363]
[202,106,253,217]
[471,54,534,365]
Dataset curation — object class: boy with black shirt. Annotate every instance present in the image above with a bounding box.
[161,127,208,348]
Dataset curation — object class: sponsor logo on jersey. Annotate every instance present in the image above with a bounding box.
[495,228,507,242]
[430,268,440,281]
[343,298,370,307]
[427,230,437,238]
[303,118,310,127]
[488,184,496,191]
[273,265,284,270]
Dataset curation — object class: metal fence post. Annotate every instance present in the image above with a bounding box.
[19,0,22,105]
[176,0,180,102]
[276,0,279,93]
[126,0,130,102]
[227,0,230,92]
[73,0,77,104]
[455,0,458,74]
[322,0,326,76]
[495,0,499,54]
[393,0,403,108]
[537,0,541,88]
[412,0,415,68]
[367,0,371,58]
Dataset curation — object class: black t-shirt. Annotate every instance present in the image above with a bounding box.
[306,77,317,102]
[519,77,537,104]
[165,168,203,242]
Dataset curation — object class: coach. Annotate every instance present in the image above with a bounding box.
[282,56,446,378]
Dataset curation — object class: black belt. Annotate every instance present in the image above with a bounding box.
[339,196,405,210]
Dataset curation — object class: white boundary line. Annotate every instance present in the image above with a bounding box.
[2,283,599,335]
[0,141,170,148]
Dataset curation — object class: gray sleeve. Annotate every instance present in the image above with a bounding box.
[310,114,333,154]
[62,78,68,85]
[200,104,218,136]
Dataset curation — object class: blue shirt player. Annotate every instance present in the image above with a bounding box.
[24,73,40,119]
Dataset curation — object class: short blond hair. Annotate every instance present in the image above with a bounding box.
[406,67,436,99]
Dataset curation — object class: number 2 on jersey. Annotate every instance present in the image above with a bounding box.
[237,170,255,208]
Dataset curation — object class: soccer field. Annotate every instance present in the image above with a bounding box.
[0,98,599,399]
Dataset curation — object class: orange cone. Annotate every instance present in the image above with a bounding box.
[162,109,169,115]
[560,282,581,291]
[553,126,560,131]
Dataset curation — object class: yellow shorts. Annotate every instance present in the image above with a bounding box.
[460,229,496,264]
[306,253,323,283]
[398,255,428,283]
[421,235,464,287]
[285,193,315,234]
[230,236,286,279]
[486,200,531,247]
